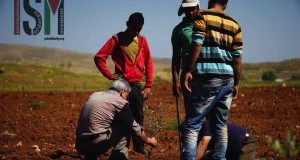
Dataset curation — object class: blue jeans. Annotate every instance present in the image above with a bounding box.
[180,76,234,160]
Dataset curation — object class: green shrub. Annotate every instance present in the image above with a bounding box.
[164,117,183,130]
[144,105,166,160]
[290,74,300,81]
[266,130,300,159]
[29,101,44,109]
[0,67,4,74]
[262,71,276,81]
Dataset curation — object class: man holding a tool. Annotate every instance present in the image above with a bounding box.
[171,0,200,112]
[171,0,200,152]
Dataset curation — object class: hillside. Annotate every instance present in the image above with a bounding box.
[0,44,106,75]
[0,44,171,91]
[0,63,111,91]
[242,59,300,80]
[1,44,300,84]
[0,44,171,75]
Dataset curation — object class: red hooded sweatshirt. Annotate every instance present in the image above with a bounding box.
[94,34,154,88]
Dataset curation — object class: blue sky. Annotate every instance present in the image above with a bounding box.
[0,0,300,63]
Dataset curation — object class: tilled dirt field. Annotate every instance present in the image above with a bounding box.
[0,82,299,160]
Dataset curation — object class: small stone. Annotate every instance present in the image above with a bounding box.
[15,141,22,147]
[31,145,39,149]
[0,130,16,137]
[34,148,41,153]
[231,103,237,108]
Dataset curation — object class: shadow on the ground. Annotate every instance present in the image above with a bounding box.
[48,150,83,159]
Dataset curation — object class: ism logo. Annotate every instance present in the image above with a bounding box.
[14,0,64,36]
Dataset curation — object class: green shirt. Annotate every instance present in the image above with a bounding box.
[171,17,193,70]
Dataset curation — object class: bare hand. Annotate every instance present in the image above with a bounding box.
[142,87,151,101]
[172,81,181,97]
[184,72,193,92]
[110,74,119,80]
[232,86,239,99]
[147,137,158,147]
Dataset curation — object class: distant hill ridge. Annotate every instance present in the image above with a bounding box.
[0,44,88,60]
[0,44,171,74]
[0,44,100,75]
[1,44,299,81]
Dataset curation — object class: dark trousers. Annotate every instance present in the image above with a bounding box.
[201,131,257,160]
[237,131,257,160]
[75,123,130,160]
[128,82,145,152]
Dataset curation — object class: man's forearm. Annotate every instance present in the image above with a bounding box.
[196,136,212,159]
[140,131,149,143]
[172,63,180,83]
[184,42,202,74]
[233,56,242,86]
[144,55,153,88]
[172,46,182,83]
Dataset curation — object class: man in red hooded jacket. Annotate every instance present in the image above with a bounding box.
[94,12,153,154]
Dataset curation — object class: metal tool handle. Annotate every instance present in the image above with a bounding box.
[176,97,182,151]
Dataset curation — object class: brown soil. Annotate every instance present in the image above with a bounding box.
[0,82,299,160]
